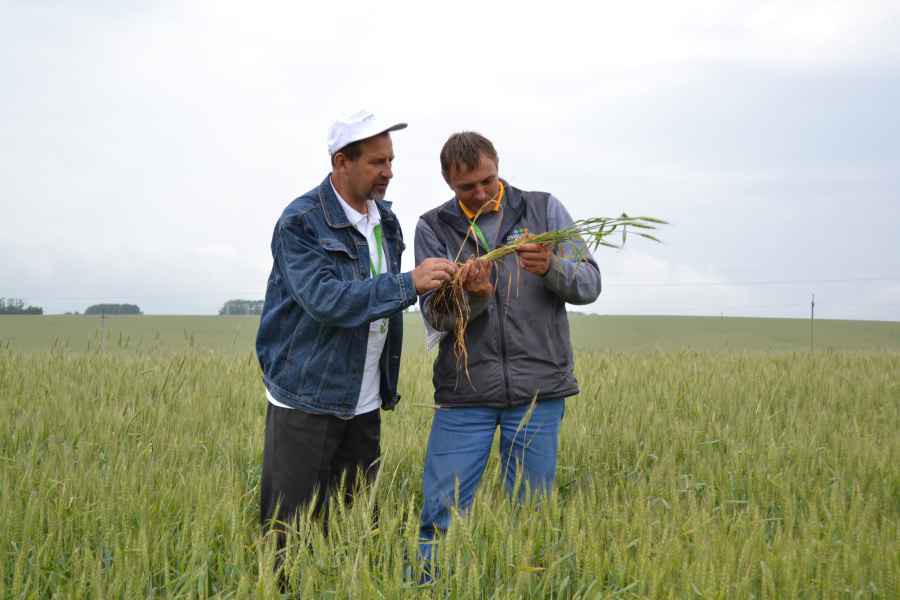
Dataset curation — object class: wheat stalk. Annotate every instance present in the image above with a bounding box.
[431,214,667,380]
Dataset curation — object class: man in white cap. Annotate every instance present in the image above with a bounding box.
[255,110,457,559]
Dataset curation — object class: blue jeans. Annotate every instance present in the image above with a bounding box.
[418,399,565,561]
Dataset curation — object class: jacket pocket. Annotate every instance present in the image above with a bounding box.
[319,237,359,279]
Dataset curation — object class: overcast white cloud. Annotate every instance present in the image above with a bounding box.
[2,0,898,319]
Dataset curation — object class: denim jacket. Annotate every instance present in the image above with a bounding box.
[256,174,417,419]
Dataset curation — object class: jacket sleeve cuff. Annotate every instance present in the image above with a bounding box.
[542,254,602,304]
[399,271,417,306]
[541,254,565,290]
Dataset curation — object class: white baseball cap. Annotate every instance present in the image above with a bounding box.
[327,109,407,156]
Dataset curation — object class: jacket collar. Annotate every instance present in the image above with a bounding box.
[436,179,524,252]
[495,181,526,248]
[319,174,353,229]
[318,173,399,233]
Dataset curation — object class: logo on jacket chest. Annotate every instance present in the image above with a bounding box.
[504,227,530,245]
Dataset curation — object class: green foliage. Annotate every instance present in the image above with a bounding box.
[218,300,264,316]
[0,298,42,315]
[2,345,898,597]
[84,303,142,316]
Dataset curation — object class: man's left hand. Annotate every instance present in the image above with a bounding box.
[516,242,552,276]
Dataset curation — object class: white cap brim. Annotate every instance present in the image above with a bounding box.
[328,110,408,156]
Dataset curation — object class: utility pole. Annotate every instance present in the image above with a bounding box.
[809,293,815,352]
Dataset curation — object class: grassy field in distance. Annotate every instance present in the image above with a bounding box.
[2,313,899,354]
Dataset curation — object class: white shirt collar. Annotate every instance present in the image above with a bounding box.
[330,178,380,229]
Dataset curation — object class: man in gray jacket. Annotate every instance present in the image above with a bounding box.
[414,131,601,567]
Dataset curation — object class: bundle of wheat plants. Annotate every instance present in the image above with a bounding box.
[431,214,667,375]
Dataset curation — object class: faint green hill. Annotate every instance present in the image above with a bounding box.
[2,313,898,354]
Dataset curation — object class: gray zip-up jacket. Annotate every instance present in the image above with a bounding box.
[415,180,601,407]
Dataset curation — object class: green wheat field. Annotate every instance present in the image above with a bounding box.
[2,315,898,598]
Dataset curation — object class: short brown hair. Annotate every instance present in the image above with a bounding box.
[440,132,498,180]
[330,139,364,166]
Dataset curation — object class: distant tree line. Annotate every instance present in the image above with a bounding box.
[0,298,43,315]
[85,303,142,315]
[219,299,264,315]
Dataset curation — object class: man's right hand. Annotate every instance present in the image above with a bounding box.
[460,258,494,297]
[412,258,458,293]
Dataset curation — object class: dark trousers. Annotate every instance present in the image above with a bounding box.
[260,403,381,542]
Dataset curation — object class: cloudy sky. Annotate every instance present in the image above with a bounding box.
[3,0,899,320]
